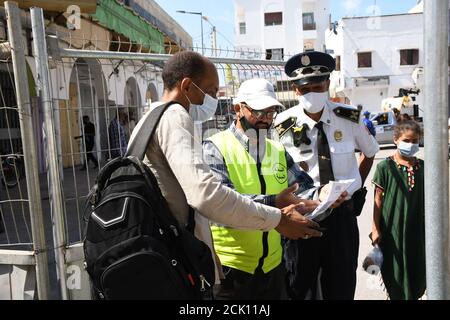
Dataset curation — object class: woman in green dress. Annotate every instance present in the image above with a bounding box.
[370,120,425,300]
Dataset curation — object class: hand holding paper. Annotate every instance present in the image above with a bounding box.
[306,179,355,222]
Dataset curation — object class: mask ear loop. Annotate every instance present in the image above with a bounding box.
[191,82,207,98]
[188,82,209,110]
[184,93,193,105]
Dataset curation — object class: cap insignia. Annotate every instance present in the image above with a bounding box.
[301,55,311,66]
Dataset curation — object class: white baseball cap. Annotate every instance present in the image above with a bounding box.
[233,78,284,111]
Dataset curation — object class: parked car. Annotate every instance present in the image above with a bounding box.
[369,111,424,145]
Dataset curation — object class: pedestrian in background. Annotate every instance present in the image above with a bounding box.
[108,110,128,159]
[75,115,99,170]
[371,119,425,300]
[363,111,376,137]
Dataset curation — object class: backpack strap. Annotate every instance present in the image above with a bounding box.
[186,206,196,233]
[126,101,180,160]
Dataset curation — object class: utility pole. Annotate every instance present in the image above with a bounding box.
[423,0,450,300]
[211,26,217,57]
[203,16,217,57]
[177,10,204,54]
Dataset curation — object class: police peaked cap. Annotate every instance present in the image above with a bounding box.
[285,51,336,86]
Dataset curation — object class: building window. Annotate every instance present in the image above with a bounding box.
[266,48,284,61]
[239,22,246,35]
[264,12,283,26]
[302,12,316,30]
[335,55,341,71]
[400,49,419,65]
[357,52,372,68]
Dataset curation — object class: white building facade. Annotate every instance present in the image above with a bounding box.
[234,0,330,60]
[325,12,425,113]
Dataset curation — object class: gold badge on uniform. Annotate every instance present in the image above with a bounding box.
[334,130,343,142]
[299,161,309,172]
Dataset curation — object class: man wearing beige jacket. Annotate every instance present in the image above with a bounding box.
[129,51,322,286]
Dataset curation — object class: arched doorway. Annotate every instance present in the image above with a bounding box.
[123,77,142,139]
[145,82,159,112]
[64,58,108,168]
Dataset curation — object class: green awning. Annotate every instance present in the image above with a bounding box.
[91,0,165,53]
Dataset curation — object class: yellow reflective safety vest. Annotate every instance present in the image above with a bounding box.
[208,129,288,274]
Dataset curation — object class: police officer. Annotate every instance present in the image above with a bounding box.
[274,51,379,300]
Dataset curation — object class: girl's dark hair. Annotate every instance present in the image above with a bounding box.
[394,119,422,139]
[396,113,411,122]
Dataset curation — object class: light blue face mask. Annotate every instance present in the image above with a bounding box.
[186,82,218,123]
[397,141,419,157]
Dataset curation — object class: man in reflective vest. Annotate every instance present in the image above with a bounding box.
[203,78,343,299]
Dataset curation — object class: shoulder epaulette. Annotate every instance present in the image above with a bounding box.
[333,106,360,123]
[293,123,311,147]
[275,117,297,138]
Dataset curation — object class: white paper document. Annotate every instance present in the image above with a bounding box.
[306,179,355,222]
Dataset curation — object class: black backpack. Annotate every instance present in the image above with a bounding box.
[83,102,215,300]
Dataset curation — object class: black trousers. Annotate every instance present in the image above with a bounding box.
[83,142,98,167]
[283,202,360,300]
[214,263,287,300]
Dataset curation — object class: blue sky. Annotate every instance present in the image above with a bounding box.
[155,0,419,50]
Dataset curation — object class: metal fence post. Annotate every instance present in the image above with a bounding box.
[30,7,69,300]
[424,0,450,300]
[5,1,50,299]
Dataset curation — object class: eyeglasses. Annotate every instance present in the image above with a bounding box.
[243,104,278,119]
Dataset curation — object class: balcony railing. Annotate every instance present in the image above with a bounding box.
[303,22,316,31]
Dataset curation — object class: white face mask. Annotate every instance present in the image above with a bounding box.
[298,92,328,113]
[187,82,218,122]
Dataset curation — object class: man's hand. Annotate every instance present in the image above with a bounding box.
[295,199,320,214]
[275,184,320,212]
[318,184,348,209]
[275,183,301,209]
[371,225,382,245]
[275,203,323,240]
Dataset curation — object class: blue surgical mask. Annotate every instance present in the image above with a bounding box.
[397,141,419,157]
[186,82,218,122]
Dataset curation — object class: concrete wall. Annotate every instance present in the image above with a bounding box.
[303,0,329,52]
[0,250,36,300]
[326,13,424,112]
[340,14,423,80]
[234,0,330,59]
